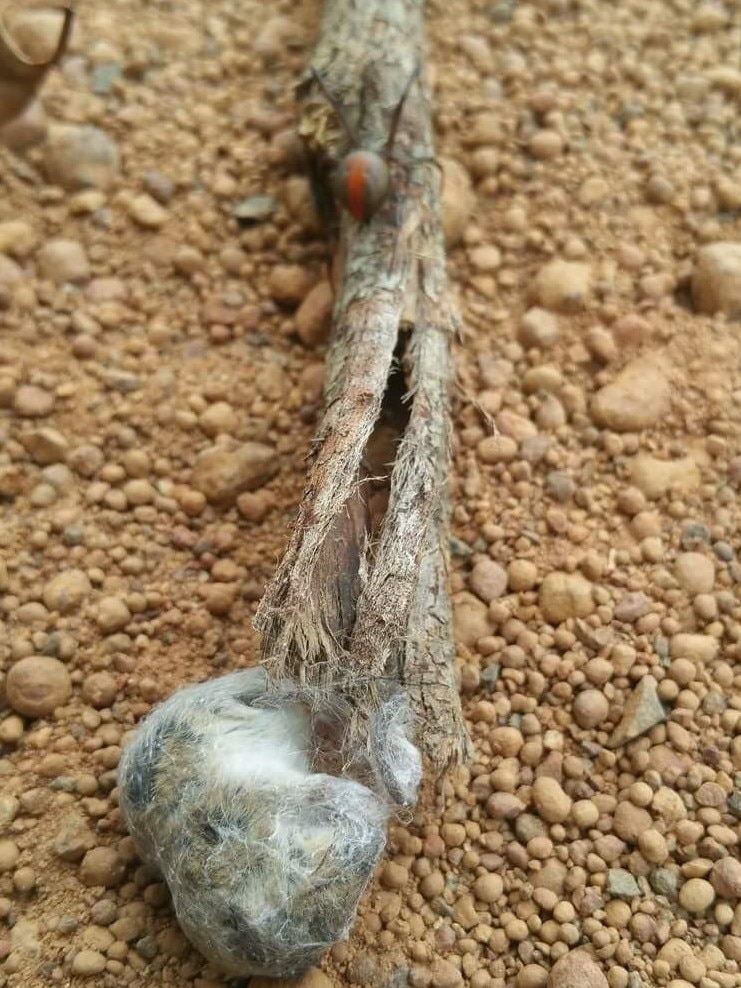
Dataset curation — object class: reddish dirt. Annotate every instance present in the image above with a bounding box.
[0,1,740,987]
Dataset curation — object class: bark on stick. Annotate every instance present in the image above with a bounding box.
[256,0,471,771]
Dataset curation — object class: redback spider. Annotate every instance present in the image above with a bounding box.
[310,63,430,223]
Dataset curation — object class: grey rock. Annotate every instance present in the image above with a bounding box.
[480,663,501,689]
[608,675,666,749]
[607,869,640,899]
[91,63,122,95]
[135,935,158,960]
[680,521,710,550]
[43,125,120,190]
[713,541,734,561]
[545,470,576,502]
[449,536,473,558]
[50,776,77,792]
[233,195,277,224]
[650,868,679,899]
[728,791,741,819]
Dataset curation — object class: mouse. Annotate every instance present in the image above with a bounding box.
[118,665,421,977]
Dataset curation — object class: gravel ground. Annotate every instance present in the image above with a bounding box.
[0,1,740,987]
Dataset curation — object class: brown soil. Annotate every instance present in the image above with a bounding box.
[0,1,740,987]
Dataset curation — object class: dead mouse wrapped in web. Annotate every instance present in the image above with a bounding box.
[118,666,421,977]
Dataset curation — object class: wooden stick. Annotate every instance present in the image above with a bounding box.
[255,0,471,772]
[0,7,74,127]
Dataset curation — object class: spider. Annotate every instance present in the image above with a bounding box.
[310,63,424,223]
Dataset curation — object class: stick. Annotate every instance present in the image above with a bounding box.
[0,7,73,127]
[255,0,471,772]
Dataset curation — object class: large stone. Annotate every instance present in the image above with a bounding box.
[37,239,90,284]
[630,453,702,500]
[53,813,96,862]
[43,570,91,613]
[0,99,47,150]
[0,220,37,259]
[692,242,741,318]
[607,869,640,899]
[670,633,719,664]
[6,656,72,718]
[548,950,608,988]
[191,442,279,505]
[539,572,594,624]
[591,359,671,432]
[531,260,591,312]
[453,591,491,648]
[43,125,120,191]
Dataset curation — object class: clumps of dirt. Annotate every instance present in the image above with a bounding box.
[0,0,740,987]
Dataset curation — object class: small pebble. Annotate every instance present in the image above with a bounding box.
[96,597,131,634]
[529,129,564,159]
[43,124,120,190]
[607,869,640,899]
[572,690,609,729]
[532,777,572,824]
[6,656,72,718]
[199,402,238,438]
[591,359,671,432]
[13,385,55,418]
[0,220,37,258]
[36,239,90,284]
[71,949,107,976]
[539,571,594,624]
[519,308,560,348]
[691,242,741,317]
[431,959,463,988]
[79,847,125,888]
[268,265,314,308]
[81,672,118,709]
[674,552,714,594]
[191,442,279,505]
[548,950,608,988]
[608,676,666,748]
[128,194,169,229]
[20,428,68,464]
[469,559,508,603]
[710,858,741,900]
[43,570,91,613]
[531,260,591,312]
[0,841,20,873]
[679,878,715,914]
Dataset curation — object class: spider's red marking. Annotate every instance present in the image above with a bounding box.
[345,157,369,221]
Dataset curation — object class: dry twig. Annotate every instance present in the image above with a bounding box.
[257,0,471,774]
[0,7,73,126]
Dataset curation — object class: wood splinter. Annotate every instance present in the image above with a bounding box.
[118,0,470,978]
[0,6,73,127]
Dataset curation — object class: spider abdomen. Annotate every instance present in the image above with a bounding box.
[333,150,390,221]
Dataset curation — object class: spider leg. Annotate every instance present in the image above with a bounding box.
[384,60,422,157]
[387,152,443,179]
